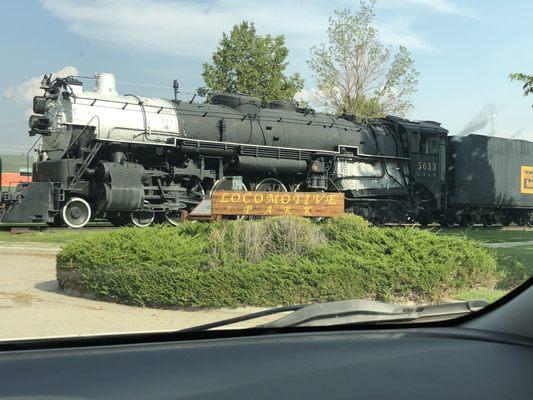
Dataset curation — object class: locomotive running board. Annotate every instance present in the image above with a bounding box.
[187,199,213,220]
[91,137,410,162]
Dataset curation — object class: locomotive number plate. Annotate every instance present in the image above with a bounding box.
[211,191,345,217]
[521,166,533,194]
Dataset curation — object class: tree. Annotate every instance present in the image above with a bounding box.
[308,1,419,119]
[509,73,533,107]
[202,21,304,106]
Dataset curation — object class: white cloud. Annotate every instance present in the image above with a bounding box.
[39,0,442,59]
[294,87,317,103]
[39,0,330,57]
[375,15,435,52]
[381,0,476,18]
[294,87,328,110]
[4,66,79,103]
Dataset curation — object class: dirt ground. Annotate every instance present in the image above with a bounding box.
[0,242,276,341]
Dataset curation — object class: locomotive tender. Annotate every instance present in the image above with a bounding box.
[0,72,531,228]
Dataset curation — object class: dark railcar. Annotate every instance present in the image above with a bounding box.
[446,134,533,226]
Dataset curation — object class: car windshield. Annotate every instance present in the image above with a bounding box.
[0,0,532,341]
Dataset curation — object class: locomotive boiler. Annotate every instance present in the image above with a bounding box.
[0,72,531,228]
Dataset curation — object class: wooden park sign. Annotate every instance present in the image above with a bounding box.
[211,191,345,217]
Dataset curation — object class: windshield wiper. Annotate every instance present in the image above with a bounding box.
[260,299,487,328]
[178,304,304,332]
[179,299,488,332]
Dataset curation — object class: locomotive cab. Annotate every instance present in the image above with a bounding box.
[383,117,448,222]
[410,128,447,182]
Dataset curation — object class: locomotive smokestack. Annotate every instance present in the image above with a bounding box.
[95,72,118,96]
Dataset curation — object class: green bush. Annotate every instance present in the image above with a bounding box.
[57,215,502,308]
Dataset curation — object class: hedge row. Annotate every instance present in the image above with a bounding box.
[56,215,506,308]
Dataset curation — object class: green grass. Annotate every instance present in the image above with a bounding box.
[0,228,108,244]
[494,244,533,278]
[436,227,532,297]
[432,227,533,243]
[2,222,530,246]
[454,288,508,303]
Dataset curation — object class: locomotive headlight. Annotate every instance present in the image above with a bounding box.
[33,96,47,114]
[28,115,51,136]
[29,115,39,129]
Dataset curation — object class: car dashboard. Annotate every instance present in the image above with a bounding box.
[0,327,531,400]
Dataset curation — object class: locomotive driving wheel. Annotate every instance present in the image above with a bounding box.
[527,211,533,227]
[482,215,494,228]
[210,178,248,220]
[516,211,531,227]
[164,210,182,226]
[440,214,456,228]
[462,214,475,228]
[210,178,248,194]
[293,181,327,221]
[130,202,155,228]
[60,197,92,229]
[254,178,287,192]
[130,211,155,228]
[501,214,513,227]
[247,178,288,219]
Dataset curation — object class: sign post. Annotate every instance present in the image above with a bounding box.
[211,191,344,218]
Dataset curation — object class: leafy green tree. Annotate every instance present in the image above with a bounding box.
[509,73,533,107]
[202,21,304,105]
[308,1,419,119]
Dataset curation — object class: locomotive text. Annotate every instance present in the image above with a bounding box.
[211,191,345,217]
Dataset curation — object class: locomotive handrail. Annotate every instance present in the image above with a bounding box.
[124,94,151,143]
[62,115,102,188]
[67,141,103,189]
[66,115,100,148]
[25,135,42,182]
[106,126,177,142]
[166,137,336,154]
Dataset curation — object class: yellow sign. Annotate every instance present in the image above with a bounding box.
[211,191,345,217]
[521,166,533,194]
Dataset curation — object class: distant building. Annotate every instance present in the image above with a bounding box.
[0,153,32,191]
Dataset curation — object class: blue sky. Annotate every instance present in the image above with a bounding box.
[1,0,532,152]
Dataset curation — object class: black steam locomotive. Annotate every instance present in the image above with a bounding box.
[1,73,532,228]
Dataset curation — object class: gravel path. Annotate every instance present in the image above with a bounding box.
[0,245,275,341]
